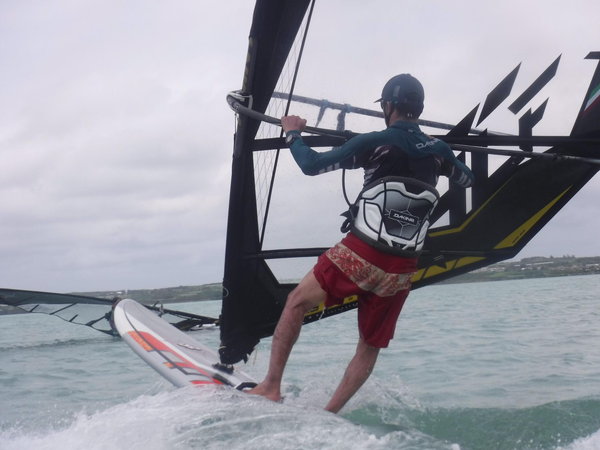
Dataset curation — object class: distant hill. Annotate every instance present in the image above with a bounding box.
[73,283,222,304]
[443,255,600,284]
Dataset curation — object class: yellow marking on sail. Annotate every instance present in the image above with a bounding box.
[417,257,487,280]
[342,295,359,304]
[422,259,457,278]
[494,187,571,249]
[306,302,325,316]
[429,180,510,237]
[455,256,485,268]
[411,268,426,282]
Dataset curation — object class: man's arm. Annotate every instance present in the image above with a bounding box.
[437,143,474,188]
[282,115,373,176]
[442,157,474,188]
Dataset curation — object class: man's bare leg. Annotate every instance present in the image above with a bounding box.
[248,270,326,402]
[324,338,380,413]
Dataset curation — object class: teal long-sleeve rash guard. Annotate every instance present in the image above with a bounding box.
[286,120,474,189]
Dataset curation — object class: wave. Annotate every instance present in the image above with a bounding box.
[0,387,457,450]
[2,385,599,450]
[560,428,600,450]
[344,396,600,450]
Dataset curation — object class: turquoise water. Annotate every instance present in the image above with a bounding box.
[1,275,600,449]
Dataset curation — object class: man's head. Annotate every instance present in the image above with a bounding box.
[376,74,424,123]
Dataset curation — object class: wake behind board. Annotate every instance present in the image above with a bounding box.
[112,298,256,390]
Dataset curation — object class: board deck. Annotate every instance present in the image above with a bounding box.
[112,298,256,390]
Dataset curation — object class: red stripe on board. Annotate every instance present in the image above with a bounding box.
[131,330,223,385]
[127,331,153,351]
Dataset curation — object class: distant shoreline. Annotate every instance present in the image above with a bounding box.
[77,255,600,303]
[2,256,598,310]
[439,255,600,285]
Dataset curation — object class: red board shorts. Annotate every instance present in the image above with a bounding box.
[313,233,417,348]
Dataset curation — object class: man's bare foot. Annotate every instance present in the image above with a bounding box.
[246,382,282,403]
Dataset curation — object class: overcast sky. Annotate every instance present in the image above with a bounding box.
[1,1,599,293]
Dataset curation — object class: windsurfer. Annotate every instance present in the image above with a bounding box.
[248,74,474,413]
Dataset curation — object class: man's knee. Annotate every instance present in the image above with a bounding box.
[357,338,381,358]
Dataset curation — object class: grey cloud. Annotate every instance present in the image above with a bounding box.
[1,0,598,292]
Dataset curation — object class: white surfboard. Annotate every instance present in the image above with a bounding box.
[112,298,256,390]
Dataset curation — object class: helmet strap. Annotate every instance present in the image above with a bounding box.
[382,101,393,126]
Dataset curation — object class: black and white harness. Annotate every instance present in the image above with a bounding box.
[342,176,439,257]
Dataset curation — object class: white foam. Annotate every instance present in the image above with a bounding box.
[0,387,458,450]
[559,427,600,450]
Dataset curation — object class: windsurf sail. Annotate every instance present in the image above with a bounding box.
[219,0,600,364]
[0,288,218,335]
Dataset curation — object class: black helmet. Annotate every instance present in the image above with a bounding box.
[376,74,424,117]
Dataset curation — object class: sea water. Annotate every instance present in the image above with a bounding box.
[1,275,600,450]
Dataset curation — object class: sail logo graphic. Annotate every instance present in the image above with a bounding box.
[583,84,600,115]
[386,209,420,227]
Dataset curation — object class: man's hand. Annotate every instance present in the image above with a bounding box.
[281,115,307,133]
